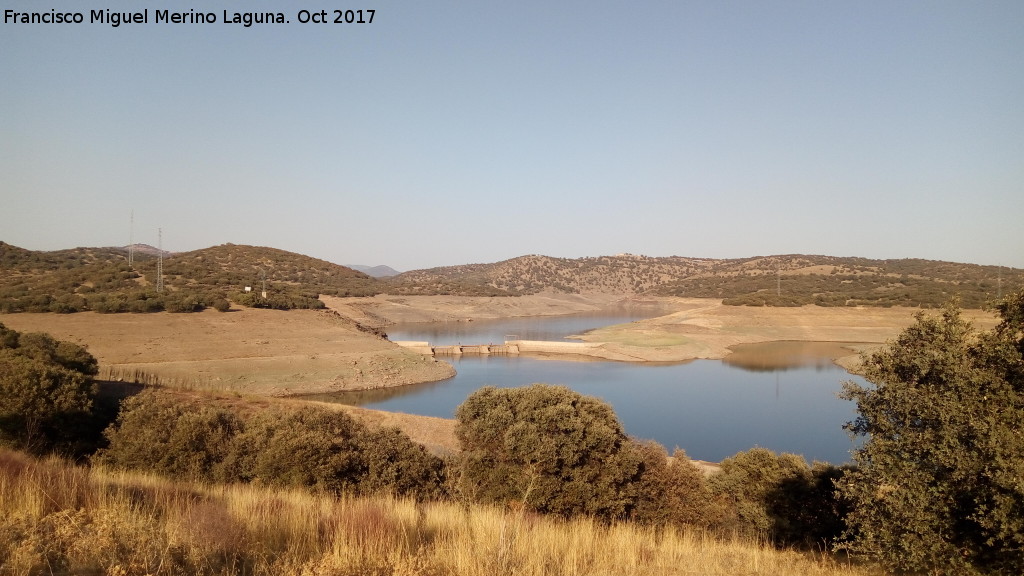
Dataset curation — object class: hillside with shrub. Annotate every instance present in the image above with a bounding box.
[387,253,1022,308]
[0,242,381,313]
[4,241,1020,311]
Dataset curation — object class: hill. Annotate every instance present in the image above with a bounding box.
[0,242,381,313]
[4,241,1020,311]
[384,253,1022,308]
[347,264,401,277]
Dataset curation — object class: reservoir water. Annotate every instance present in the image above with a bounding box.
[312,307,866,464]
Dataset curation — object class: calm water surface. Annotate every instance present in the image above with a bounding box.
[312,310,866,464]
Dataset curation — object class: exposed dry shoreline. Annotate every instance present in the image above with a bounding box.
[1,294,1000,395]
[335,294,999,371]
[0,295,1000,464]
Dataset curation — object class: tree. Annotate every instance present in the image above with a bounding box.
[839,292,1024,575]
[454,384,643,520]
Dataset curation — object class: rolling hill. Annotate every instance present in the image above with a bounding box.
[2,241,1020,311]
[0,242,381,313]
[383,253,1022,308]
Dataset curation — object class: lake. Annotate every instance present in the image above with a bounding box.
[309,308,866,464]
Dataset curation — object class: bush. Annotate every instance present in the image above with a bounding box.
[454,384,643,520]
[629,443,721,528]
[223,407,367,493]
[98,390,445,499]
[708,448,814,538]
[0,324,99,455]
[96,391,242,481]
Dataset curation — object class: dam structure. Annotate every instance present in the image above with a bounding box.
[393,340,605,357]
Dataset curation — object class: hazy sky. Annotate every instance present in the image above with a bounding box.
[3,1,1022,271]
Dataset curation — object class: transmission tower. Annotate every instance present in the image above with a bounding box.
[156,228,164,293]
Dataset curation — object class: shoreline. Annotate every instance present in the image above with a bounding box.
[1,296,1000,397]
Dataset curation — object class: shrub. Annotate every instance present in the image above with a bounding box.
[455,384,643,520]
[96,391,243,482]
[708,448,814,538]
[98,390,446,499]
[629,443,721,528]
[0,325,99,456]
[225,407,367,493]
[357,427,446,499]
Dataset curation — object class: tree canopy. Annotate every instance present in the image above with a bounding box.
[840,290,1024,575]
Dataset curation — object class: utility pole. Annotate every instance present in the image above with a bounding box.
[128,210,134,268]
[155,226,163,291]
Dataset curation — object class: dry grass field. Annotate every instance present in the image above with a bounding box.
[0,449,886,576]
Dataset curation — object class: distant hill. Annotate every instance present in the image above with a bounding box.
[348,264,401,278]
[0,242,381,313]
[384,253,1022,308]
[119,243,171,258]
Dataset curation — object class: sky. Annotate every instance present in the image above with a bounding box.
[2,1,1022,272]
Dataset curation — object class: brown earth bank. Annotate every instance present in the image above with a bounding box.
[0,307,454,397]
[336,294,999,369]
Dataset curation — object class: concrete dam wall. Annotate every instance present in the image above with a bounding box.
[394,340,605,357]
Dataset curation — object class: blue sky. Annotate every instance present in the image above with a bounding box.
[3,1,1022,271]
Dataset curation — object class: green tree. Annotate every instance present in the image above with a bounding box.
[839,292,1024,575]
[455,384,643,520]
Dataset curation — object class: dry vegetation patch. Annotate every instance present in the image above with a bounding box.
[0,449,884,576]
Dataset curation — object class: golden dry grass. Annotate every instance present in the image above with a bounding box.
[0,449,887,576]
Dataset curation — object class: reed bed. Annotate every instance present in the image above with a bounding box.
[0,449,884,576]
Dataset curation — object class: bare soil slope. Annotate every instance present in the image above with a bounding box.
[576,298,999,367]
[0,307,453,396]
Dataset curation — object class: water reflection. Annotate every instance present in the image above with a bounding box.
[723,341,868,372]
